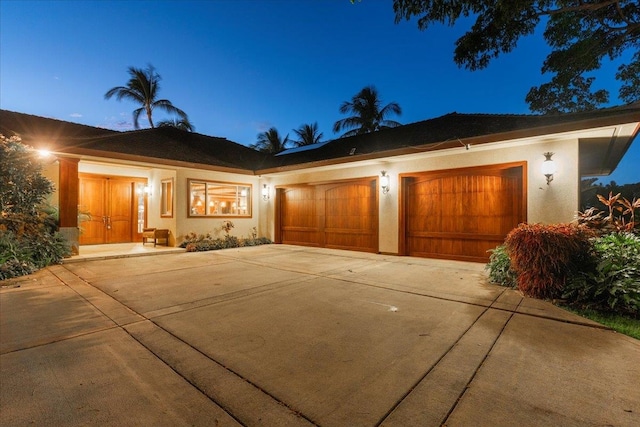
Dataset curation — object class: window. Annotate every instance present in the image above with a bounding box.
[188,179,251,217]
[161,178,174,218]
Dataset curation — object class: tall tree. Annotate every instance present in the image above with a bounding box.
[157,118,195,132]
[105,65,190,129]
[251,127,290,154]
[392,0,640,113]
[292,122,324,147]
[333,85,402,137]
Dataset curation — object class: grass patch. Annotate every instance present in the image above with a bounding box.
[562,306,640,340]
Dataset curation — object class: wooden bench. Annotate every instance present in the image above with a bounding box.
[142,228,169,247]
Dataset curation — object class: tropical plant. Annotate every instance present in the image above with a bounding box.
[392,0,640,112]
[504,223,594,299]
[104,64,190,129]
[0,134,71,280]
[576,191,640,234]
[251,127,291,154]
[485,244,517,288]
[292,122,324,147]
[564,232,640,316]
[157,117,195,132]
[581,180,640,211]
[180,222,271,252]
[333,85,402,137]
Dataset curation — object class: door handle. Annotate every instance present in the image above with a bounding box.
[106,216,112,230]
[102,216,107,227]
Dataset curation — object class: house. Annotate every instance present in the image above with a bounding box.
[1,105,638,262]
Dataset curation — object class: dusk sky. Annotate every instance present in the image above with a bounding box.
[1,0,637,184]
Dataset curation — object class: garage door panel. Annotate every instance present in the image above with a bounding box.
[280,187,319,246]
[279,180,378,253]
[405,165,525,262]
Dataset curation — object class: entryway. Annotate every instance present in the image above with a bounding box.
[79,174,147,245]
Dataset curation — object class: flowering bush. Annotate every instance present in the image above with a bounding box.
[180,226,271,252]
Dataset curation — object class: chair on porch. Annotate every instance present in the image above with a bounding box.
[142,228,169,247]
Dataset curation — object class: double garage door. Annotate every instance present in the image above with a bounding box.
[277,164,525,262]
[276,179,379,253]
[402,164,525,262]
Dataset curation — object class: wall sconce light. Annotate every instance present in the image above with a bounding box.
[380,171,390,194]
[541,152,557,185]
[143,186,152,196]
[262,184,270,201]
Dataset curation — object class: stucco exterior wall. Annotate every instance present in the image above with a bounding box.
[175,169,260,244]
[41,159,60,210]
[147,168,177,245]
[261,135,581,254]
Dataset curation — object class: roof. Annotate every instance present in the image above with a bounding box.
[2,105,638,176]
[262,104,640,174]
[0,110,270,172]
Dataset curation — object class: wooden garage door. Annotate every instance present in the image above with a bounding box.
[403,164,525,262]
[277,179,378,253]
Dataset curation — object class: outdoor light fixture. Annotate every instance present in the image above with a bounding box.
[262,184,270,201]
[380,171,390,194]
[542,152,557,185]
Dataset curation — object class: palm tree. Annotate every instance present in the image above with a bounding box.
[292,122,324,147]
[251,127,290,154]
[333,85,402,137]
[104,65,189,129]
[157,118,195,132]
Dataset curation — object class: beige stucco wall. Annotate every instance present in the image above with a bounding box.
[41,159,60,210]
[260,135,581,254]
[174,169,260,244]
[59,128,585,253]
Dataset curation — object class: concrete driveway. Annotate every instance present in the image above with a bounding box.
[1,245,639,426]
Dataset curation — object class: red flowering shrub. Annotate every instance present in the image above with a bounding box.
[505,223,594,299]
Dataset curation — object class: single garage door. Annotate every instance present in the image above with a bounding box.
[402,164,525,262]
[277,179,378,253]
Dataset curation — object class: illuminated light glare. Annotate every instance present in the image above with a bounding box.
[542,152,557,185]
[380,171,390,194]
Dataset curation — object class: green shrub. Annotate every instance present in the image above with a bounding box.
[1,134,71,280]
[180,225,271,252]
[486,244,517,288]
[0,229,70,280]
[505,223,594,299]
[564,232,640,315]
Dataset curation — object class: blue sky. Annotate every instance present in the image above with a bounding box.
[1,0,637,184]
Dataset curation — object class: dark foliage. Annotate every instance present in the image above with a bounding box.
[564,232,640,316]
[504,223,595,299]
[393,0,640,112]
[1,135,71,280]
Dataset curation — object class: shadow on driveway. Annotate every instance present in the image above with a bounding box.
[2,245,639,426]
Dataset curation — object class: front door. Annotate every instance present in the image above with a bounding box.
[79,174,146,245]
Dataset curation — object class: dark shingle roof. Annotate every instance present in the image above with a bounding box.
[1,110,269,171]
[2,105,638,174]
[262,105,640,170]
[1,110,117,142]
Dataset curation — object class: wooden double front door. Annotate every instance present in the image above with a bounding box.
[79,174,146,245]
[276,179,379,253]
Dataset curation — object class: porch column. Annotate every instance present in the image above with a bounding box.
[58,157,80,255]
